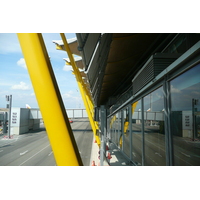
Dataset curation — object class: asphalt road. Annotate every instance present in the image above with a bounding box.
[0,118,93,166]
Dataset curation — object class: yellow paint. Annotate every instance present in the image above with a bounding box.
[119,135,123,147]
[60,33,100,146]
[17,33,83,166]
[110,115,116,129]
[124,121,129,134]
[132,101,138,114]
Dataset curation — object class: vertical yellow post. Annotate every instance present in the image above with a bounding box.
[60,33,101,145]
[17,33,83,166]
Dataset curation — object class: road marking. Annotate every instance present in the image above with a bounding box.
[132,152,136,157]
[180,152,191,158]
[20,150,28,156]
[48,151,53,156]
[19,144,50,166]
[155,152,162,157]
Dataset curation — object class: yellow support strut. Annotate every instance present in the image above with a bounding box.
[17,33,83,166]
[60,33,100,146]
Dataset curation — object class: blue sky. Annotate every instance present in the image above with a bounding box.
[0,33,83,109]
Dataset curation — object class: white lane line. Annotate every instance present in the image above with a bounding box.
[180,152,191,158]
[20,150,29,156]
[19,144,50,166]
[155,152,162,157]
[48,151,53,156]
[132,152,136,157]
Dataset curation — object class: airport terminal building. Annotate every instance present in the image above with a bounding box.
[16,33,200,166]
[76,33,200,166]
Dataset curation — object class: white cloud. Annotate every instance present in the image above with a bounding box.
[63,65,72,72]
[171,85,181,93]
[17,58,27,69]
[61,91,83,108]
[63,91,74,98]
[11,81,30,90]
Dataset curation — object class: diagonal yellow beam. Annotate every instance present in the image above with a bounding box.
[17,33,83,166]
[60,33,100,146]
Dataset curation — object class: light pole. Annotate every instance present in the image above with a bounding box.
[5,95,12,138]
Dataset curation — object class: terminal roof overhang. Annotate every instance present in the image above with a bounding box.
[76,33,175,107]
[54,33,174,107]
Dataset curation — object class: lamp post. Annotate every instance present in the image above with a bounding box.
[5,95,12,138]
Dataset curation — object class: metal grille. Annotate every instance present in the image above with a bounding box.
[132,53,180,94]
[86,34,112,105]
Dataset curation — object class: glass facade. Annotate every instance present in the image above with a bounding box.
[108,63,200,166]
[143,87,166,166]
[115,113,119,146]
[107,37,200,166]
[123,107,130,157]
[119,111,123,150]
[131,100,142,165]
[170,63,200,166]
[113,113,118,146]
[109,113,122,147]
[110,115,115,143]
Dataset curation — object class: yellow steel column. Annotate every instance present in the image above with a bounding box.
[17,33,83,166]
[60,33,100,145]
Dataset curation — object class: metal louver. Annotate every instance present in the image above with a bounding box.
[132,53,181,94]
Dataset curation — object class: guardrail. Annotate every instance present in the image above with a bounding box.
[29,108,88,119]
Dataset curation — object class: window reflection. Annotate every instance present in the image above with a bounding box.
[110,115,116,144]
[144,87,166,166]
[131,100,142,165]
[110,112,122,147]
[170,63,200,166]
[119,111,123,150]
[116,113,119,146]
[163,34,186,54]
[123,107,130,157]
[114,113,119,146]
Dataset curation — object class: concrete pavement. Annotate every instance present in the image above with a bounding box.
[90,139,133,166]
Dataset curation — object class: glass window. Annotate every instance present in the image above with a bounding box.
[131,100,142,165]
[113,114,117,146]
[163,34,200,54]
[119,111,123,150]
[114,114,118,145]
[170,63,200,166]
[110,115,116,142]
[107,118,111,140]
[114,113,119,146]
[163,34,186,54]
[110,113,120,146]
[144,87,166,166]
[123,107,130,157]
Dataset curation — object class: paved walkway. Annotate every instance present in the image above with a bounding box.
[90,139,133,166]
